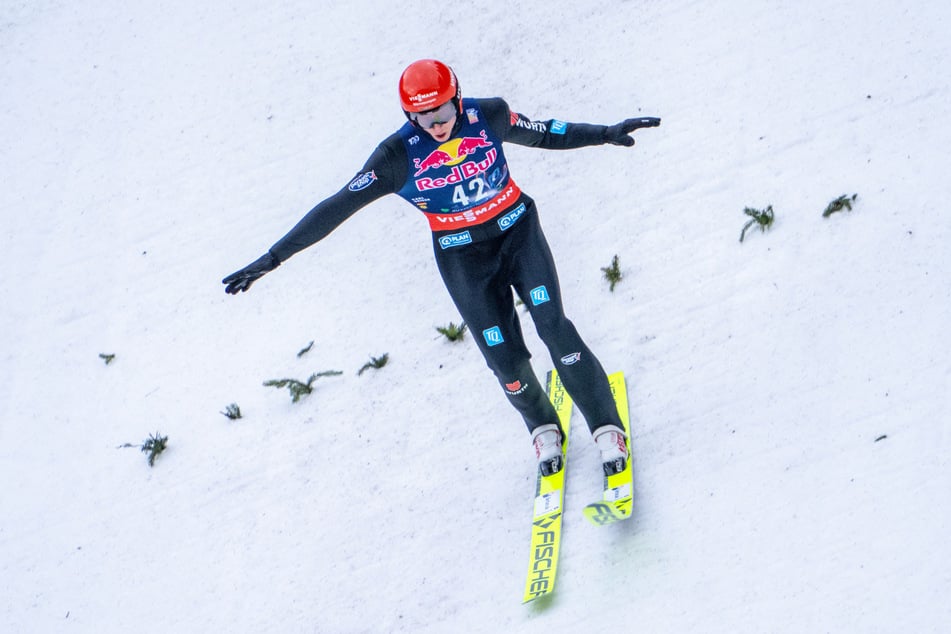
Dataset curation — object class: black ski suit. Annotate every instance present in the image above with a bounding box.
[267,97,624,436]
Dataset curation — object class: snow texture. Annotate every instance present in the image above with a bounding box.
[2,1,950,632]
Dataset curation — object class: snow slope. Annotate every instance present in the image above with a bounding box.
[2,1,950,632]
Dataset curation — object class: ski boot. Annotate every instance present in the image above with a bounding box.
[532,423,563,476]
[594,425,628,476]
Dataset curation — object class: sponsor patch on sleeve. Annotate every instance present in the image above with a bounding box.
[348,170,377,192]
[550,120,568,135]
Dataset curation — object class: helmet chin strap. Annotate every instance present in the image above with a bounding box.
[449,99,464,134]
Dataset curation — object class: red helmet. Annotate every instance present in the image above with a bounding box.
[399,59,460,113]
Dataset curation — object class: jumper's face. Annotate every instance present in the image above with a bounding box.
[427,117,456,142]
[411,101,457,142]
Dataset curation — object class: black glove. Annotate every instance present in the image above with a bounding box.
[222,251,280,294]
[603,117,661,146]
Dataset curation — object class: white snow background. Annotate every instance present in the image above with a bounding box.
[2,1,950,632]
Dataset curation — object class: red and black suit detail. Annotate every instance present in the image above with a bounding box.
[269,97,623,436]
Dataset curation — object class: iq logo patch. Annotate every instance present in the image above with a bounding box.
[483,326,504,347]
[529,285,550,306]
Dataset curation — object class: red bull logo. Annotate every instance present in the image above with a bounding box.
[415,147,498,191]
[413,130,495,180]
[456,129,493,156]
[413,150,452,176]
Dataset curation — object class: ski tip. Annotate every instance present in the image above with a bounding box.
[582,499,633,526]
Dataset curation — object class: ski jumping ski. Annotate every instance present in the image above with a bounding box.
[582,371,633,526]
[522,370,573,603]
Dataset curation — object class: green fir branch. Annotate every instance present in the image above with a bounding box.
[221,403,242,420]
[601,255,623,292]
[99,353,116,365]
[436,321,468,342]
[141,432,168,467]
[263,371,342,403]
[297,341,315,358]
[823,194,858,217]
[739,205,775,242]
[358,353,390,376]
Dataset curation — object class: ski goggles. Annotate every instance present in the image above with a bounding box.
[411,101,457,129]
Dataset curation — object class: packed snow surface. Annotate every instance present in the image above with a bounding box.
[2,1,949,632]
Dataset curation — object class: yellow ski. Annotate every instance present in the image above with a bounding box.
[522,370,573,603]
[582,372,633,526]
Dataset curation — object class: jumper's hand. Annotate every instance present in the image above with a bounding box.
[222,252,280,294]
[604,117,661,146]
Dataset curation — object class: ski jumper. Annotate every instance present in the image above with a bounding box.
[269,97,623,436]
